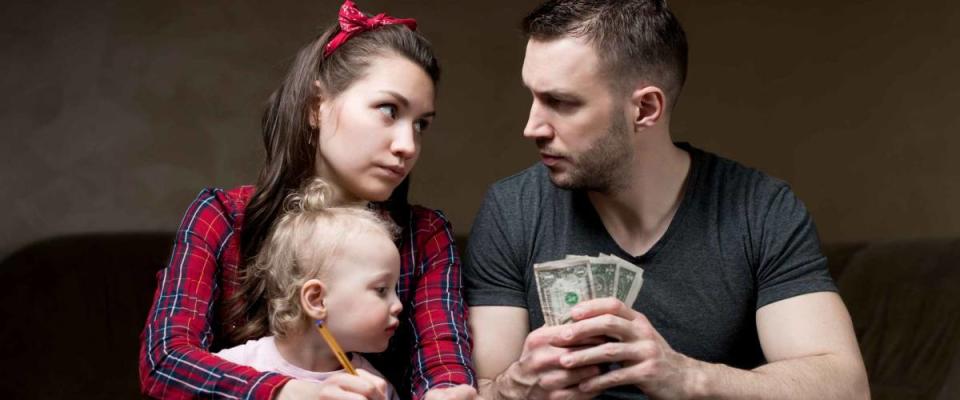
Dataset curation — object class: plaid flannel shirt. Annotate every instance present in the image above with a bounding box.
[140,186,475,399]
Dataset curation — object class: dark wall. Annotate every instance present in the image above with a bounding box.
[2,0,959,258]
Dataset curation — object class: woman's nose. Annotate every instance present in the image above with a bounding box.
[390,126,418,160]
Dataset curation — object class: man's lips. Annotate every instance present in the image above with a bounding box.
[540,152,564,166]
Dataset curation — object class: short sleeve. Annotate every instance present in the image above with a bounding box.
[463,187,528,308]
[755,184,837,308]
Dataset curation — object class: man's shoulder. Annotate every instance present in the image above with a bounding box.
[490,163,548,189]
[485,163,555,200]
[686,144,790,197]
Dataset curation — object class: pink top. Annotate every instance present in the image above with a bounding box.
[216,336,398,400]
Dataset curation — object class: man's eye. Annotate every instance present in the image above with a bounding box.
[546,97,571,108]
[378,104,397,119]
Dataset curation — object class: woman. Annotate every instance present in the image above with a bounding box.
[139,2,476,399]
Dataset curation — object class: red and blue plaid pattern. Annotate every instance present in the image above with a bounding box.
[139,186,475,399]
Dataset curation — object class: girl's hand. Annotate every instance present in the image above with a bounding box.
[276,369,389,400]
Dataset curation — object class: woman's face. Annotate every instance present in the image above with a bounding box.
[314,53,436,202]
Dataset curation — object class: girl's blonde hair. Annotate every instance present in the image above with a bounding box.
[244,177,398,337]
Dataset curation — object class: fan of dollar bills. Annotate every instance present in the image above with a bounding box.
[534,254,644,326]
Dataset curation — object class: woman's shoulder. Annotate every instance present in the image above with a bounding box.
[408,204,453,231]
[188,185,256,212]
[178,185,257,232]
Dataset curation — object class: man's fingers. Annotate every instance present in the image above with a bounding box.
[538,365,601,390]
[551,314,638,346]
[571,298,637,321]
[545,386,601,400]
[577,368,634,392]
[559,341,645,368]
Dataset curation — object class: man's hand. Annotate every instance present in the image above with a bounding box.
[551,298,704,399]
[424,384,480,400]
[486,323,602,400]
[275,369,389,400]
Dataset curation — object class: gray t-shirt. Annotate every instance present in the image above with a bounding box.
[463,143,837,399]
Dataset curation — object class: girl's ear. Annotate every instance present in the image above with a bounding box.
[300,278,327,321]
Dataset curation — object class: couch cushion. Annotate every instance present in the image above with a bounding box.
[0,233,173,399]
[836,238,960,400]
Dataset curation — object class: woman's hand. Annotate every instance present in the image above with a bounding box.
[276,369,389,400]
[424,384,480,400]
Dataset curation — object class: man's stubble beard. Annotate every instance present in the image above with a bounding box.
[549,111,633,194]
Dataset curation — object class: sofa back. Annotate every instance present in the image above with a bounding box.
[828,239,960,400]
[1,233,957,399]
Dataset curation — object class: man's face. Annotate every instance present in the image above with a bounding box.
[521,36,633,192]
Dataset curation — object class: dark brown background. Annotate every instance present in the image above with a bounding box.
[2,0,959,258]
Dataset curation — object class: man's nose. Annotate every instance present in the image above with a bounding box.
[523,101,553,140]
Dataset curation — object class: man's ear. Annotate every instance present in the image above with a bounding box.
[308,80,327,130]
[629,85,665,131]
[301,278,327,321]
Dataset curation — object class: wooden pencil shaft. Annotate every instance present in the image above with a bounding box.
[316,323,357,375]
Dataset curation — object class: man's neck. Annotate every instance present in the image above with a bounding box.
[587,139,690,257]
[274,327,343,372]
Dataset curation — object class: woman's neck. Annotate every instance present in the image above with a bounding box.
[274,328,343,372]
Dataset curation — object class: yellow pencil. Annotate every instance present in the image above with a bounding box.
[315,320,357,375]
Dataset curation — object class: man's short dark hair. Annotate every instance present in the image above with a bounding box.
[522,0,688,106]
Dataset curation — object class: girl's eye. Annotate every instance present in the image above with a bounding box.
[378,104,397,119]
[376,287,388,296]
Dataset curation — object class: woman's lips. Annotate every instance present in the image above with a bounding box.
[379,165,406,179]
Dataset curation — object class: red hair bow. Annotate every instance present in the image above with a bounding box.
[323,0,418,58]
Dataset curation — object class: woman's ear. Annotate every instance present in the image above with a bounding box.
[301,278,327,321]
[630,85,665,131]
[308,80,326,130]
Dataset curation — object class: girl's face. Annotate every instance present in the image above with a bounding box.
[314,53,436,202]
[322,229,403,353]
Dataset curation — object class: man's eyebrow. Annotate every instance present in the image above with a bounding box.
[533,89,581,102]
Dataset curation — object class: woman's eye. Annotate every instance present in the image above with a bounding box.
[378,104,397,119]
[414,119,430,134]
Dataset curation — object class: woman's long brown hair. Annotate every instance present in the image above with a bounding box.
[223,22,439,344]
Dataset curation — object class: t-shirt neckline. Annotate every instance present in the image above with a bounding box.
[585,142,702,264]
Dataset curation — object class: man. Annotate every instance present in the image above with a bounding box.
[463,1,870,399]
